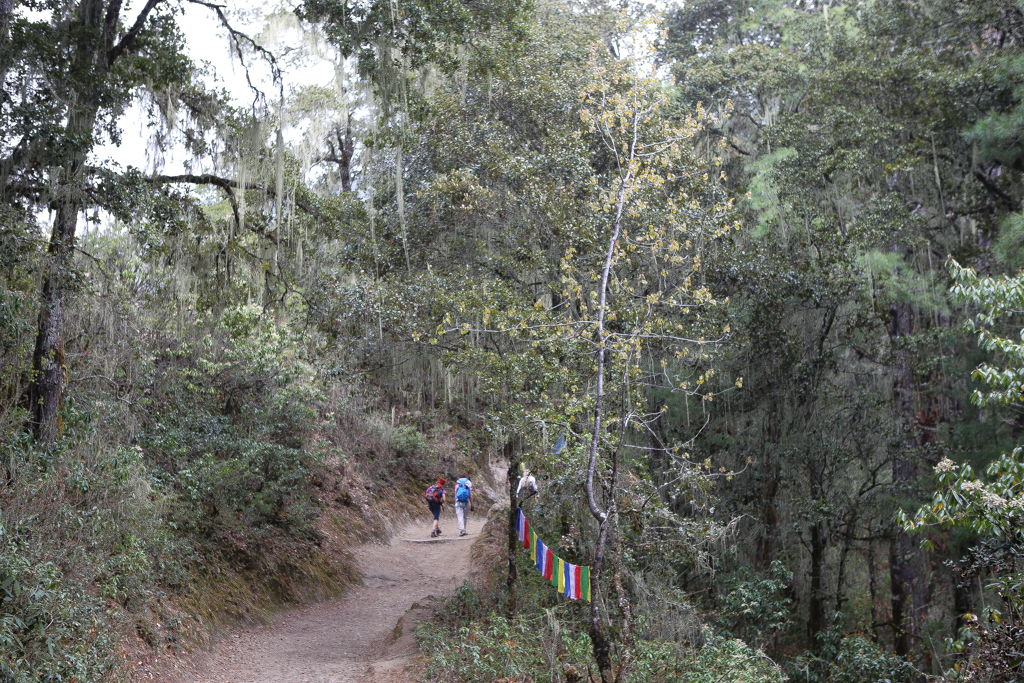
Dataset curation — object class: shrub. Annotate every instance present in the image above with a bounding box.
[392,425,428,456]
[417,580,784,683]
[695,635,782,682]
[0,517,120,683]
[418,612,550,683]
[791,632,916,683]
[719,561,793,649]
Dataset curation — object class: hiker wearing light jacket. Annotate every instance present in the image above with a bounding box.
[454,474,473,536]
[517,468,539,501]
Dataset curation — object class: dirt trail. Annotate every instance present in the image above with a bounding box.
[185,511,488,683]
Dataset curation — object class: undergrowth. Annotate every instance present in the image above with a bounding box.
[0,301,474,681]
[416,578,787,683]
[417,510,924,683]
[415,514,784,683]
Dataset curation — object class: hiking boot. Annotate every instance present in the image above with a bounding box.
[459,530,467,537]
[430,529,437,538]
[437,528,442,535]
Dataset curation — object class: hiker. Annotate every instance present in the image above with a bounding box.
[425,477,446,537]
[517,468,539,501]
[454,474,473,536]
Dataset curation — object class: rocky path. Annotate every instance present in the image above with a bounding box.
[184,512,487,683]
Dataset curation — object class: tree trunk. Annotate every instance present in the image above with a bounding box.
[29,207,75,441]
[27,0,106,441]
[505,444,519,618]
[611,526,634,683]
[808,519,826,645]
[1,0,17,186]
[867,533,881,644]
[952,567,979,633]
[834,513,855,616]
[755,430,779,571]
[0,0,13,78]
[590,514,614,683]
[339,124,353,193]
[890,518,915,657]
[0,0,11,34]
[646,393,670,501]
[583,153,630,683]
[30,105,101,439]
[889,300,925,659]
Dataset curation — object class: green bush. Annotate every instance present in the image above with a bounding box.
[417,580,784,683]
[392,425,428,456]
[719,561,793,649]
[0,301,326,682]
[168,438,313,536]
[671,632,783,683]
[418,612,550,683]
[829,635,916,683]
[790,632,916,683]
[141,305,323,544]
[0,517,119,683]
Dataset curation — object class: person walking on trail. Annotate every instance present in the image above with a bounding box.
[425,478,446,538]
[517,468,539,501]
[454,474,473,536]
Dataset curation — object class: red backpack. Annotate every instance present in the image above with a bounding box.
[425,485,443,504]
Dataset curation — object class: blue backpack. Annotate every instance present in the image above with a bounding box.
[455,478,471,502]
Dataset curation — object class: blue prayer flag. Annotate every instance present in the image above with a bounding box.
[551,433,566,454]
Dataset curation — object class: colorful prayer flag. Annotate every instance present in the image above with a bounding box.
[516,508,590,601]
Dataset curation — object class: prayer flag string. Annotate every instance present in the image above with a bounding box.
[514,507,591,601]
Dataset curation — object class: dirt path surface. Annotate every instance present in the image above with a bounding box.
[185,511,487,683]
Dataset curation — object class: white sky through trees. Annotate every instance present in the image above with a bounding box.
[92,0,335,177]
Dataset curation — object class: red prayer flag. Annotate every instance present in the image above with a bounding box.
[574,565,582,599]
[544,548,554,580]
[523,519,530,549]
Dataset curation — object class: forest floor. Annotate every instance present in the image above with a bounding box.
[176,512,487,683]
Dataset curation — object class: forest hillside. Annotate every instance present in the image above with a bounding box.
[1,0,1023,681]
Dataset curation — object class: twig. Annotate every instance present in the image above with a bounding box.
[183,0,283,108]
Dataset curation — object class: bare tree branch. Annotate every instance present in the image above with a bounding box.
[150,172,326,222]
[153,173,242,233]
[974,167,1020,211]
[106,0,165,66]
[183,0,282,106]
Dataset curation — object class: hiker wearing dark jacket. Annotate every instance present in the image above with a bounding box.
[425,478,446,538]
